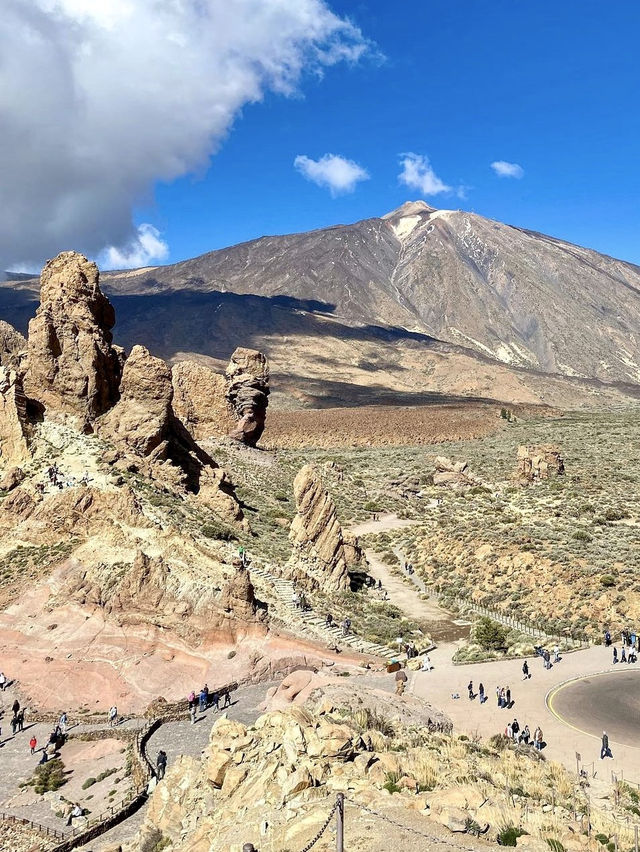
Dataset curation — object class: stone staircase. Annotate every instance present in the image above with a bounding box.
[248,563,398,661]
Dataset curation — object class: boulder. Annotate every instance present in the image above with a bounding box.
[0,465,24,492]
[171,360,233,441]
[432,456,480,490]
[517,445,565,481]
[24,251,122,422]
[0,367,31,467]
[225,348,269,446]
[286,465,353,592]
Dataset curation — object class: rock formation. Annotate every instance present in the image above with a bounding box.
[432,456,480,490]
[225,347,269,446]
[219,562,267,623]
[517,445,565,481]
[0,367,31,467]
[100,345,242,522]
[287,465,354,592]
[171,360,233,441]
[0,320,26,370]
[24,251,122,423]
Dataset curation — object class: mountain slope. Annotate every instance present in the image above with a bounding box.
[3,201,640,409]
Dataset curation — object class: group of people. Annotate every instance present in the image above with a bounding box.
[504,718,545,750]
[187,684,231,723]
[607,629,639,664]
[36,465,92,494]
[533,645,561,669]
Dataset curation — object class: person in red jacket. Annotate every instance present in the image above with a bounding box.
[29,736,37,754]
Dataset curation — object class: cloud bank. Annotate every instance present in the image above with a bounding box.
[398,153,452,196]
[1,0,369,270]
[491,160,525,178]
[294,154,370,195]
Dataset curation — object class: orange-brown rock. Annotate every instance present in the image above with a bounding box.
[0,320,26,370]
[100,345,242,523]
[24,251,122,423]
[171,360,233,441]
[0,367,31,467]
[287,465,352,592]
[517,444,565,481]
[225,347,269,446]
[219,563,267,623]
[432,456,480,490]
[0,465,24,492]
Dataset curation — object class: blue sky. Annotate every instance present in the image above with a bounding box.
[4,1,639,270]
[139,0,640,265]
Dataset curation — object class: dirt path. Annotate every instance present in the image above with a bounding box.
[350,513,468,642]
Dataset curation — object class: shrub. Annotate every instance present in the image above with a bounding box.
[497,826,526,846]
[600,575,616,587]
[34,758,66,794]
[473,617,508,651]
[573,530,592,542]
[82,777,96,790]
[202,523,237,542]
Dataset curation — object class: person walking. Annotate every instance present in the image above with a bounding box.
[553,645,560,663]
[223,689,231,708]
[29,735,37,754]
[478,683,485,703]
[12,699,20,716]
[211,691,220,711]
[622,646,627,663]
[395,669,408,696]
[496,686,502,707]
[199,688,207,713]
[11,715,18,736]
[467,681,474,700]
[511,719,520,740]
[190,702,197,724]
[605,630,611,646]
[108,705,118,727]
[522,660,529,680]
[156,750,167,780]
[506,686,511,707]
[522,725,531,745]
[613,646,618,664]
[0,671,6,691]
[17,709,24,732]
[601,731,612,759]
[58,712,68,735]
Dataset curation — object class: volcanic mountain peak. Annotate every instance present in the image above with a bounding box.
[382,199,437,219]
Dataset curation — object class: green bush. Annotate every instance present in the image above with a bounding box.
[497,826,526,846]
[573,530,592,542]
[202,523,237,542]
[34,758,66,794]
[82,777,96,790]
[600,575,616,587]
[473,617,508,651]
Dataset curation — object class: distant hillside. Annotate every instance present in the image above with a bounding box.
[3,201,640,410]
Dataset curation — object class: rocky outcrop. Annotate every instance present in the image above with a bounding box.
[432,456,481,490]
[24,251,122,423]
[0,367,31,467]
[287,465,353,592]
[0,465,24,492]
[100,345,242,523]
[225,347,269,446]
[517,445,565,481]
[219,563,267,623]
[171,360,233,441]
[0,320,26,370]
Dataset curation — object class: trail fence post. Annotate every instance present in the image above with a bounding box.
[635,825,638,852]
[336,793,345,852]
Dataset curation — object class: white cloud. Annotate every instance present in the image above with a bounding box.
[294,153,369,195]
[0,0,369,270]
[102,224,169,270]
[491,160,525,178]
[398,153,451,196]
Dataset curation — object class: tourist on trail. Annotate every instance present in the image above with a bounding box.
[605,630,611,646]
[109,705,118,727]
[506,686,511,707]
[11,715,18,736]
[342,618,351,637]
[0,671,6,690]
[223,689,231,708]
[522,725,531,745]
[467,681,474,700]
[534,727,543,751]
[377,579,382,590]
[478,683,485,703]
[188,691,196,709]
[67,803,83,826]
[601,731,612,759]
[325,613,333,628]
[553,645,560,663]
[211,691,219,711]
[621,647,627,663]
[199,688,207,713]
[38,750,48,765]
[511,719,520,740]
[190,702,197,724]
[17,709,24,732]
[395,669,408,696]
[505,722,513,739]
[292,591,300,609]
[421,655,433,672]
[613,647,618,664]
[29,735,37,754]
[496,686,502,707]
[12,699,20,716]
[543,650,551,670]
[58,712,67,735]
[156,750,167,780]
[522,660,529,680]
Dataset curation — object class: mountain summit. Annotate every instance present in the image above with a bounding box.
[3,203,640,408]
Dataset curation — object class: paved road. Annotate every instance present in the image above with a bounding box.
[548,668,640,748]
